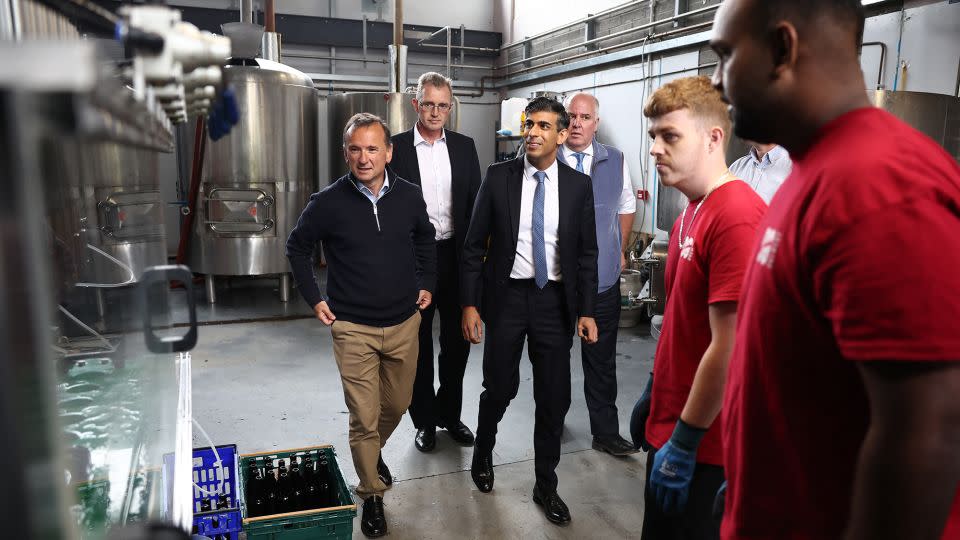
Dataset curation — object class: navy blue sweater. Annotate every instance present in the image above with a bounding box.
[286,173,436,327]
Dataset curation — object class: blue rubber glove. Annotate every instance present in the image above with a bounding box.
[630,373,653,450]
[649,419,707,515]
[713,480,727,520]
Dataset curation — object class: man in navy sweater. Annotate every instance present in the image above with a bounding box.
[286,113,436,539]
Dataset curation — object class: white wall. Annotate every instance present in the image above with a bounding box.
[507,51,701,237]
[860,1,960,94]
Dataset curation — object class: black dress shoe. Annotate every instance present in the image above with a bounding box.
[361,495,387,538]
[437,420,475,445]
[532,484,571,525]
[470,448,494,493]
[415,427,436,452]
[376,453,392,487]
[592,434,640,457]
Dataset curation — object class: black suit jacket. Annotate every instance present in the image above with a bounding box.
[389,127,483,258]
[460,156,598,326]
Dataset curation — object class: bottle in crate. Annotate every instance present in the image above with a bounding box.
[276,459,294,513]
[246,461,266,517]
[301,455,321,509]
[263,459,279,514]
[318,455,335,507]
[288,454,307,512]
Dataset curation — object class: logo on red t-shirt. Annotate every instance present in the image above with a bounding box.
[680,236,695,261]
[756,227,782,268]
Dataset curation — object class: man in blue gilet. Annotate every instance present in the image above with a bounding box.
[560,92,638,456]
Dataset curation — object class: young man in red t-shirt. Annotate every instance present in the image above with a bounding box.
[711,1,960,539]
[637,75,766,539]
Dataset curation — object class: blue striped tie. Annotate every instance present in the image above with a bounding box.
[532,171,548,289]
[574,152,585,173]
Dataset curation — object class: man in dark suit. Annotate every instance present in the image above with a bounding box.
[389,72,483,453]
[461,97,600,526]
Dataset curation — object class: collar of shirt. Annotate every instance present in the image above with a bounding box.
[352,170,392,200]
[750,145,789,168]
[524,155,560,184]
[562,143,592,158]
[413,123,446,147]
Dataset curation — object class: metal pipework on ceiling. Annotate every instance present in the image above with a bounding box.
[497,3,720,73]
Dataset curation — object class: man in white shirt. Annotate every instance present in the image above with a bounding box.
[389,72,483,453]
[727,141,792,204]
[561,92,639,457]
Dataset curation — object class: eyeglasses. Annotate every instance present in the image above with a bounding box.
[418,102,453,113]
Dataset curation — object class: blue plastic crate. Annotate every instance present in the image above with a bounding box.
[163,444,242,540]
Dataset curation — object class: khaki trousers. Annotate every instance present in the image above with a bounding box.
[331,311,420,498]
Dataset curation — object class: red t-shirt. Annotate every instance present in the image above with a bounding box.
[722,108,960,539]
[647,179,766,465]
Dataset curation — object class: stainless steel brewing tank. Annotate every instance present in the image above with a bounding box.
[189,58,318,276]
[78,142,167,285]
[871,90,960,162]
[43,139,166,292]
[327,92,460,181]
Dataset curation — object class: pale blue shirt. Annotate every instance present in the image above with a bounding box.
[728,145,792,204]
[353,172,392,204]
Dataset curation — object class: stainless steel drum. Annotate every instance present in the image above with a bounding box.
[618,269,646,328]
[78,142,166,286]
[43,139,166,293]
[871,90,960,162]
[327,92,459,181]
[189,59,318,290]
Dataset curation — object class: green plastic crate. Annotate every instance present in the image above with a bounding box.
[239,445,357,540]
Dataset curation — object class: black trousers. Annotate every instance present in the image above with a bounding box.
[641,447,724,540]
[474,279,573,491]
[580,284,622,437]
[409,238,471,429]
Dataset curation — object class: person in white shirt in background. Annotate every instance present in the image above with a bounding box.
[727,141,792,204]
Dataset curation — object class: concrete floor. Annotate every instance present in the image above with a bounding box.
[186,278,656,539]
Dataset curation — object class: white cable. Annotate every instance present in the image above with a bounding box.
[192,416,226,497]
[75,243,137,288]
[58,305,115,353]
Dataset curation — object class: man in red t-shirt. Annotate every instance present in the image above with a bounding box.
[638,75,766,539]
[711,1,960,539]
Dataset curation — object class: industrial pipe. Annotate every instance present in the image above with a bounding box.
[264,0,275,32]
[389,0,405,92]
[498,3,719,71]
[500,21,712,80]
[261,0,279,62]
[175,118,206,265]
[240,0,252,24]
[861,41,887,89]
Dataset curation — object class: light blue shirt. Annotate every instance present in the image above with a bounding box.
[352,172,392,204]
[728,145,792,204]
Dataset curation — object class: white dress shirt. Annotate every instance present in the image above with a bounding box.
[413,124,454,240]
[562,143,637,214]
[511,157,562,281]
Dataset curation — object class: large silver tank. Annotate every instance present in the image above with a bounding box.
[327,92,459,181]
[43,139,166,290]
[189,59,318,277]
[871,90,960,162]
